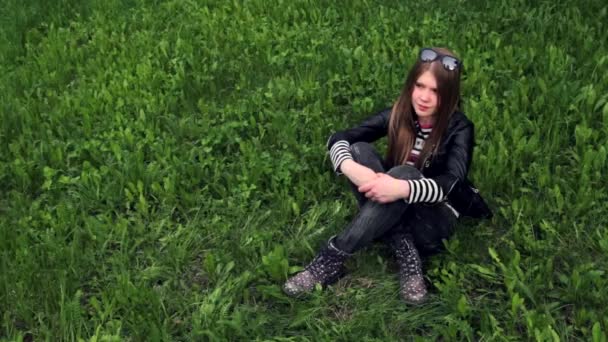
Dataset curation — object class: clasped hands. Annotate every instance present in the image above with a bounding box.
[358,173,410,204]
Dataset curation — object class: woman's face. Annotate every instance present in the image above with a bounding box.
[411,70,438,121]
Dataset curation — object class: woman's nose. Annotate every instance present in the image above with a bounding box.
[420,91,430,102]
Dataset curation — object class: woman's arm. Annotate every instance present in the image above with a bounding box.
[339,159,379,187]
[326,107,391,151]
[326,107,391,175]
[406,115,474,204]
[424,118,474,199]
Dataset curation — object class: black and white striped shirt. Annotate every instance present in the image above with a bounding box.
[405,123,432,166]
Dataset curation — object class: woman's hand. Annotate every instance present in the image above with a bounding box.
[358,174,410,203]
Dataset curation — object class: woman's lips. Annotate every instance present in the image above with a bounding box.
[417,104,429,111]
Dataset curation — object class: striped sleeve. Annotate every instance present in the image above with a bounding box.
[328,140,353,173]
[406,178,445,203]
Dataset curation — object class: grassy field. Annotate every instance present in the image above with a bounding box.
[1,0,607,340]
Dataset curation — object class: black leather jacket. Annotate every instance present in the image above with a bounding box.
[327,107,492,219]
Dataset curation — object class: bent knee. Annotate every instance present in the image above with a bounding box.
[387,165,422,180]
[350,142,374,157]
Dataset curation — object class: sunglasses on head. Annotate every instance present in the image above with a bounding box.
[419,48,461,71]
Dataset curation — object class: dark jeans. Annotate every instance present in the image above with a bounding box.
[334,142,458,256]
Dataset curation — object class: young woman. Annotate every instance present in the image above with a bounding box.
[283,47,492,304]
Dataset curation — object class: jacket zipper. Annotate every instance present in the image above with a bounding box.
[421,144,436,170]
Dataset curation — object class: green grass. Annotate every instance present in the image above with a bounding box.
[1,0,607,340]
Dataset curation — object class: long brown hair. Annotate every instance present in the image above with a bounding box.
[386,47,462,168]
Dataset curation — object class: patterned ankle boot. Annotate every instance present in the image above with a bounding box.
[390,233,428,305]
[283,237,351,297]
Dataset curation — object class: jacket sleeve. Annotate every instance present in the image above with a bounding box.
[326,107,391,173]
[428,119,475,199]
[405,116,490,218]
[403,120,473,204]
[403,121,473,204]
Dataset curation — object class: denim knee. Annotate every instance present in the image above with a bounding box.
[350,142,385,172]
[350,142,374,160]
[387,165,423,180]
